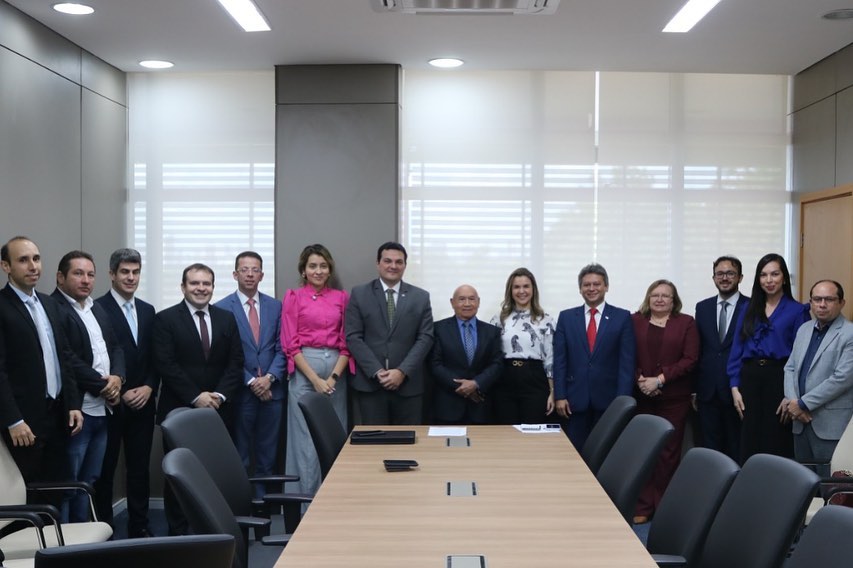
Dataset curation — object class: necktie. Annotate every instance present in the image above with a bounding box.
[386,289,396,326]
[124,300,138,343]
[587,307,598,352]
[247,298,260,344]
[26,297,60,398]
[718,301,729,342]
[462,321,475,365]
[196,311,211,359]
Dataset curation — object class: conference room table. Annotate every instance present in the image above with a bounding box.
[275,425,657,567]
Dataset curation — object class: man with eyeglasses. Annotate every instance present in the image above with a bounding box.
[780,280,853,474]
[694,255,749,461]
[214,251,285,498]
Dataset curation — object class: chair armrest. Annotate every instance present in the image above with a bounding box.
[27,481,99,521]
[818,476,853,501]
[651,553,688,567]
[249,474,299,485]
[262,492,313,505]
[0,507,55,548]
[234,515,271,530]
[260,534,291,547]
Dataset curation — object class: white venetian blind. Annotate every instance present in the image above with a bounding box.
[127,72,276,309]
[401,70,791,320]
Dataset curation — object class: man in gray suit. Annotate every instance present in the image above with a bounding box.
[780,280,853,474]
[346,242,434,425]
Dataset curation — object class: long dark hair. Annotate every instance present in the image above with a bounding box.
[741,253,794,340]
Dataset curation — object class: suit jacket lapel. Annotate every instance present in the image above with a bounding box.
[372,280,392,330]
[179,304,205,356]
[3,285,39,338]
[809,318,843,373]
[229,294,255,346]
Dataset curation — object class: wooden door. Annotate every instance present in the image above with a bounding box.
[800,185,853,319]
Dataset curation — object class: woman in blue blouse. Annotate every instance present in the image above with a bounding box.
[728,253,809,463]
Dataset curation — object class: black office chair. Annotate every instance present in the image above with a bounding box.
[694,453,820,568]
[646,447,740,567]
[596,414,674,524]
[162,448,270,568]
[580,395,637,474]
[160,407,310,536]
[33,534,234,568]
[297,392,349,481]
[786,504,853,568]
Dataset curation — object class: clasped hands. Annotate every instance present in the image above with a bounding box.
[637,374,663,397]
[453,378,483,403]
[377,368,405,391]
[99,374,123,406]
[776,398,813,424]
[251,374,274,401]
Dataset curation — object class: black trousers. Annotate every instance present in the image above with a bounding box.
[94,401,155,535]
[492,359,550,425]
[738,358,793,464]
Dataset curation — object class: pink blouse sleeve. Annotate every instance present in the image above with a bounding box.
[281,289,302,376]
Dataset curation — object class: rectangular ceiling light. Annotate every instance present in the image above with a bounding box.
[216,0,271,32]
[662,0,722,33]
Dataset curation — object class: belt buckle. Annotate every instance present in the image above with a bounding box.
[758,358,768,366]
[512,360,523,367]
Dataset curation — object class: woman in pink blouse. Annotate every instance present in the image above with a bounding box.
[281,244,352,496]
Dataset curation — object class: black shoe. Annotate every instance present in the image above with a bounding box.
[129,528,154,538]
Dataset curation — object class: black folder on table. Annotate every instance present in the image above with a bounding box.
[350,430,416,445]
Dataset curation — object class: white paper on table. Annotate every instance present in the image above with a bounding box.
[513,423,562,434]
[428,426,468,437]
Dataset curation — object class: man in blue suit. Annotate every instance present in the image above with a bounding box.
[554,263,636,451]
[214,251,286,498]
[694,255,748,461]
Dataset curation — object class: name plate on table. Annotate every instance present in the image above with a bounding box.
[350,430,416,445]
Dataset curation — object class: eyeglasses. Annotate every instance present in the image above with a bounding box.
[810,296,839,304]
[714,271,738,279]
[237,267,262,274]
[650,294,673,300]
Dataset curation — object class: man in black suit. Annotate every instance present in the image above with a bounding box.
[429,285,502,424]
[346,242,434,425]
[51,250,125,522]
[0,236,82,487]
[93,248,158,537]
[694,255,749,461]
[152,262,244,535]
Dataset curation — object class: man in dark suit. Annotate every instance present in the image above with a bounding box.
[93,248,158,537]
[0,236,82,487]
[346,242,434,425]
[694,255,748,461]
[152,262,244,534]
[51,250,125,522]
[214,251,286,498]
[429,285,502,424]
[554,263,636,451]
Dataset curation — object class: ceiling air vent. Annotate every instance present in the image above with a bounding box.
[371,0,560,15]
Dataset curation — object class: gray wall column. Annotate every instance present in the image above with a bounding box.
[274,64,401,294]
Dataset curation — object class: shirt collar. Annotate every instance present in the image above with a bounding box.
[586,301,607,314]
[718,291,741,305]
[380,280,401,295]
[58,288,93,310]
[110,287,134,308]
[185,300,210,316]
[236,289,259,305]
[8,282,34,302]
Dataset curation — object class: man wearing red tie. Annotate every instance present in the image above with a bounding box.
[553,264,636,450]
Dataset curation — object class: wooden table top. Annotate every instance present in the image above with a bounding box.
[275,425,656,568]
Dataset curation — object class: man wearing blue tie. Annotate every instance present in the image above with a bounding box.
[214,251,285,498]
[429,285,503,424]
[94,248,158,537]
[553,264,636,450]
[694,256,748,462]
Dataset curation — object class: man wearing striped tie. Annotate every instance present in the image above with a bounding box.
[429,285,503,425]
[94,248,158,537]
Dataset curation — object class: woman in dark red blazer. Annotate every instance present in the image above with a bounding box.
[631,279,699,524]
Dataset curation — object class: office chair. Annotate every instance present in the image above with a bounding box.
[160,407,310,537]
[32,534,234,568]
[645,448,740,567]
[803,415,853,524]
[0,436,112,562]
[786,504,853,568]
[694,453,819,568]
[580,395,637,475]
[297,392,349,481]
[162,448,283,568]
[596,414,674,524]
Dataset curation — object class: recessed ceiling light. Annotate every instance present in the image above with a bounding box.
[52,3,94,15]
[822,9,853,20]
[662,0,722,33]
[429,58,464,69]
[139,60,174,69]
[216,0,271,32]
